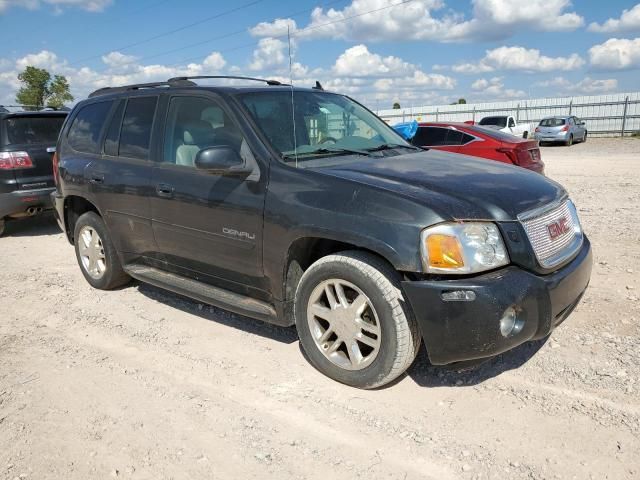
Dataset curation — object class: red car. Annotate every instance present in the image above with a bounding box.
[409,122,544,174]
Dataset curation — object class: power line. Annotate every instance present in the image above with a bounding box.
[162,0,416,70]
[102,0,348,69]
[68,0,265,66]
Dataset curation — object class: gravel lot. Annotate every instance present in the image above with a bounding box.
[1,138,639,480]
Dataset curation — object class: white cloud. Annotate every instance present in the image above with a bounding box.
[533,76,619,94]
[588,4,640,34]
[248,37,288,72]
[453,46,585,74]
[575,77,618,94]
[249,0,583,44]
[0,49,228,105]
[0,0,111,13]
[332,44,414,77]
[470,76,525,98]
[589,37,640,70]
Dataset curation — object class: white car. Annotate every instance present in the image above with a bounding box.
[478,115,533,139]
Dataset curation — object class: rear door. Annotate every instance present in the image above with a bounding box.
[1,113,66,190]
[86,96,158,257]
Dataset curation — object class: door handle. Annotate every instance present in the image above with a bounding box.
[89,175,104,185]
[156,183,174,198]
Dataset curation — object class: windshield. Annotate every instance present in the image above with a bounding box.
[539,118,566,127]
[4,115,66,145]
[478,116,507,128]
[239,91,412,164]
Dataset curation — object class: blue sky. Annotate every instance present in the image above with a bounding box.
[1,0,639,109]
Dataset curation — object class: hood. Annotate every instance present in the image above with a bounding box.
[310,149,565,221]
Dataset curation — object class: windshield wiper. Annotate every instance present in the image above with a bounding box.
[366,143,420,152]
[282,146,373,160]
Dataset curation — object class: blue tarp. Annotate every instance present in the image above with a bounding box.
[392,120,418,140]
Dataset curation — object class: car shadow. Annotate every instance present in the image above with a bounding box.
[2,213,61,237]
[406,336,549,388]
[135,281,298,345]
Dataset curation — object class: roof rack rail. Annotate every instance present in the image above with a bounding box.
[167,75,285,86]
[88,79,197,98]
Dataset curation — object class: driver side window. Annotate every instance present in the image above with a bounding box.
[163,96,245,168]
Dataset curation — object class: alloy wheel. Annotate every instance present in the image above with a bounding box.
[78,225,107,279]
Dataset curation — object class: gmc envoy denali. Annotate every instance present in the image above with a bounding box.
[52,76,592,389]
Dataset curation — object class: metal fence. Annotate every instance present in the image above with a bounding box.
[376,92,640,137]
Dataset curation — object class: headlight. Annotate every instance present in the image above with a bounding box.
[420,222,509,274]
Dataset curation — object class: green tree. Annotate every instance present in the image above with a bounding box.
[15,66,73,109]
[392,102,401,109]
[450,98,467,105]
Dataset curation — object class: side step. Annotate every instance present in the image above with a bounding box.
[124,264,279,324]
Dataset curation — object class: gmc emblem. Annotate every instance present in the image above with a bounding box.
[547,217,571,240]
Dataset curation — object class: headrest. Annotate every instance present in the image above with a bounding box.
[183,120,214,145]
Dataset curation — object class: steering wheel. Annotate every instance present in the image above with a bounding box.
[319,136,337,144]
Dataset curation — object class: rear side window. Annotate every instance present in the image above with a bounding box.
[413,127,447,146]
[4,115,66,145]
[119,97,157,160]
[68,101,112,154]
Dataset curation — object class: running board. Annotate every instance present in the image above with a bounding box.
[124,264,278,324]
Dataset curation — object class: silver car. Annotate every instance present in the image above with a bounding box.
[534,116,587,146]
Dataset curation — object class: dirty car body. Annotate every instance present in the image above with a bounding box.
[52,79,592,386]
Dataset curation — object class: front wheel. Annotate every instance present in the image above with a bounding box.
[294,251,420,389]
[583,131,588,143]
[0,218,5,237]
[73,211,130,290]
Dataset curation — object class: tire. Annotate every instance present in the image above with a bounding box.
[73,211,130,290]
[565,134,573,147]
[583,131,588,143]
[0,218,5,237]
[522,131,528,139]
[294,251,420,389]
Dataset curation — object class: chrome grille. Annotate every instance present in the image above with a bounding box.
[519,200,583,269]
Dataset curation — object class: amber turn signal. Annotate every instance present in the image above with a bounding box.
[426,234,465,269]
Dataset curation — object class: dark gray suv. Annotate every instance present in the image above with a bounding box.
[52,76,592,388]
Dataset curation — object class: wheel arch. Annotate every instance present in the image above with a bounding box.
[63,195,102,244]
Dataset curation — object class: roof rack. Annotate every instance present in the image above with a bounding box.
[88,79,197,98]
[167,75,285,86]
[88,75,286,99]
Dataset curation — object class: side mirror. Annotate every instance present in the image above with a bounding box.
[194,146,251,175]
[579,121,586,126]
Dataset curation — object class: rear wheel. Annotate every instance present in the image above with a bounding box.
[73,211,130,290]
[583,131,588,142]
[294,251,420,389]
[0,218,5,237]
[522,131,528,139]
[565,134,573,146]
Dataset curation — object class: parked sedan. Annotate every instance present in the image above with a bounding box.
[534,116,587,146]
[395,122,544,174]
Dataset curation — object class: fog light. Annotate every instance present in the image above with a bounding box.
[500,306,519,337]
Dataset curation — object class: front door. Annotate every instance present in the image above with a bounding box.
[150,94,267,294]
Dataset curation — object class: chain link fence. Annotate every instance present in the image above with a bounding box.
[376,92,640,137]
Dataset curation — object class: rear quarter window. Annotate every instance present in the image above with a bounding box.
[4,115,66,145]
[68,101,113,154]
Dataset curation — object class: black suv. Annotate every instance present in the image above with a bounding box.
[52,77,592,388]
[0,109,67,235]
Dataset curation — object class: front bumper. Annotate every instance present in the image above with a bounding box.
[0,187,55,219]
[402,237,592,365]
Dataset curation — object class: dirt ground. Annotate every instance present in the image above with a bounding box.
[1,138,639,480]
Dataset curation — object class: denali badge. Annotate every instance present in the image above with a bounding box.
[223,227,255,241]
[547,217,571,240]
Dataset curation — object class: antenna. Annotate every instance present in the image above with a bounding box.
[287,25,298,167]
